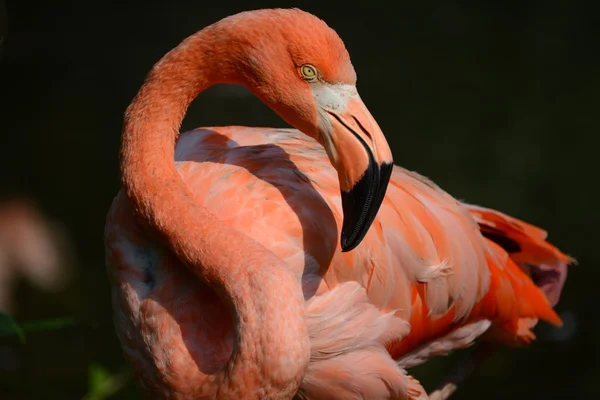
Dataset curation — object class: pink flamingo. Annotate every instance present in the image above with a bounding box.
[0,198,70,314]
[105,8,572,399]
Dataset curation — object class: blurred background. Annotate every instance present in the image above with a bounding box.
[0,1,596,399]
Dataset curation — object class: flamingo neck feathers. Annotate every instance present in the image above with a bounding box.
[119,21,310,398]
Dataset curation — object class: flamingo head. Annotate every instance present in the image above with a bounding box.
[222,9,394,252]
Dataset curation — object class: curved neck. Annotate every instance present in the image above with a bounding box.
[120,28,309,398]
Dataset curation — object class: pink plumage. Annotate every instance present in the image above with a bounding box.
[105,9,572,399]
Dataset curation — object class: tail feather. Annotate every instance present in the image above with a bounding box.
[481,241,562,324]
[464,203,575,266]
[463,203,574,345]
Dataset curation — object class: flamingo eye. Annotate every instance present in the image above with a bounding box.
[300,64,318,81]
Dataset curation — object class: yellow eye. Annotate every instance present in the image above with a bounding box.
[301,64,318,80]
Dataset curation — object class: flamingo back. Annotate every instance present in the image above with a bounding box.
[172,126,569,356]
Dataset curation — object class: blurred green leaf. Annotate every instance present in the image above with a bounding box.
[83,363,132,400]
[88,363,112,399]
[0,312,25,343]
[19,316,77,333]
[0,314,78,343]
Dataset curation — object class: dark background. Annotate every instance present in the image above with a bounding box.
[0,1,597,399]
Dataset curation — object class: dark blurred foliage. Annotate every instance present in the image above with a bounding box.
[0,1,597,399]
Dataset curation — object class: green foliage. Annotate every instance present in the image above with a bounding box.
[18,316,78,332]
[88,364,112,397]
[0,312,25,343]
[0,312,77,343]
[83,364,132,400]
[0,312,133,398]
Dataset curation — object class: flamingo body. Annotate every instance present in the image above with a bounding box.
[106,127,571,399]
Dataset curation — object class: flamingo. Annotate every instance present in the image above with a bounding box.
[0,198,71,314]
[105,8,573,399]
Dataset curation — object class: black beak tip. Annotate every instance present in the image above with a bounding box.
[339,162,393,253]
[340,236,357,253]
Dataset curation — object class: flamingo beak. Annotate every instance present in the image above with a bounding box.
[318,92,394,252]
